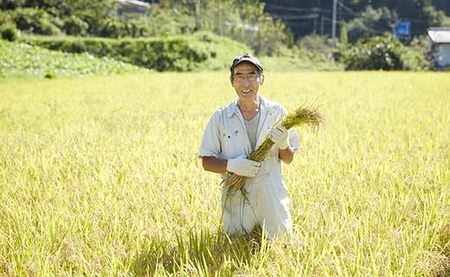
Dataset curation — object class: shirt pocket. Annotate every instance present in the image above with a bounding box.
[219,126,247,157]
[221,127,241,140]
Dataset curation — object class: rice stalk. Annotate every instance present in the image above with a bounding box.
[225,105,325,196]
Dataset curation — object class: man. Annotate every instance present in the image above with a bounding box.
[198,53,299,239]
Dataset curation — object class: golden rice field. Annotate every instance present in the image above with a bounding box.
[0,71,449,276]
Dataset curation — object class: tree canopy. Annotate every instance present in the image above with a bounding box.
[1,0,449,55]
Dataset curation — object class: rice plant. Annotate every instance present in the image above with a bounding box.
[0,71,449,276]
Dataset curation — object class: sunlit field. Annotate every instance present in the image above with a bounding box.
[1,71,449,276]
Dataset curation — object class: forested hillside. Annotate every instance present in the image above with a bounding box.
[261,0,450,39]
[2,0,449,47]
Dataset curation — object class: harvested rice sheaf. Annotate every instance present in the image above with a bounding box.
[225,105,325,195]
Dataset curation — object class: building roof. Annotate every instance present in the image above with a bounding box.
[115,0,149,15]
[427,27,450,44]
[116,0,150,8]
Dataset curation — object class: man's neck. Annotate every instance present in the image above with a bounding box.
[238,98,260,112]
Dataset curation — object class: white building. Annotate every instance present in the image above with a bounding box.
[427,27,450,69]
[115,0,150,15]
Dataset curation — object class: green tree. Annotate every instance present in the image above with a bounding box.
[345,6,397,43]
[0,0,26,9]
[155,0,292,55]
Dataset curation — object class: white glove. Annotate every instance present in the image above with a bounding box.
[269,125,289,150]
[226,155,261,177]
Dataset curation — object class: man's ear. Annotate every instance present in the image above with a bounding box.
[259,74,265,85]
[230,76,234,86]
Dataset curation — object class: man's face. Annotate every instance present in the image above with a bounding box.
[231,62,262,102]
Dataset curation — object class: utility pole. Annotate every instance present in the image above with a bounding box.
[332,0,337,43]
[195,0,201,31]
[312,7,319,34]
[321,15,324,36]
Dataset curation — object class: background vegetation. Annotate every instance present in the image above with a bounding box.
[1,0,449,73]
[0,35,341,78]
[0,72,449,276]
[260,0,450,39]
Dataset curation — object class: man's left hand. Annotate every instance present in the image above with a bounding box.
[269,125,289,150]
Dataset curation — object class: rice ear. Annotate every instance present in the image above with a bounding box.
[281,105,325,131]
[224,105,325,196]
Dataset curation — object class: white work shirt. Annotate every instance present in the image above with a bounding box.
[199,96,300,239]
[199,96,299,177]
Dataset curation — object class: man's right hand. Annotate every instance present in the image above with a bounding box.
[226,155,261,177]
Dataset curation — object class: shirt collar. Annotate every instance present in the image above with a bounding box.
[226,96,269,118]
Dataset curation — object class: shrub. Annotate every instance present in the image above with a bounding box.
[44,71,56,79]
[342,34,406,70]
[0,0,26,10]
[402,35,432,70]
[0,22,18,41]
[63,15,89,36]
[21,37,211,72]
[12,8,61,35]
[99,19,129,38]
[296,34,337,65]
[0,10,14,25]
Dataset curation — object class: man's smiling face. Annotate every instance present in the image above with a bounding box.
[231,62,262,102]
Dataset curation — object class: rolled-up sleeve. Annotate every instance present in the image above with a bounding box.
[199,112,221,158]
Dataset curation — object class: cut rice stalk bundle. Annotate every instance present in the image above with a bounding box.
[225,105,325,195]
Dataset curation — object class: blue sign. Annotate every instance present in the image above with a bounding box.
[395,21,411,37]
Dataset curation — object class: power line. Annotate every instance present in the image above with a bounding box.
[270,14,319,21]
[264,1,431,39]
[337,1,360,18]
[264,4,328,13]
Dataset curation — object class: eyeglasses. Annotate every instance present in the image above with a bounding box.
[233,74,260,83]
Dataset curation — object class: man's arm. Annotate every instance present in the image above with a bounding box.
[279,146,295,164]
[202,156,227,173]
